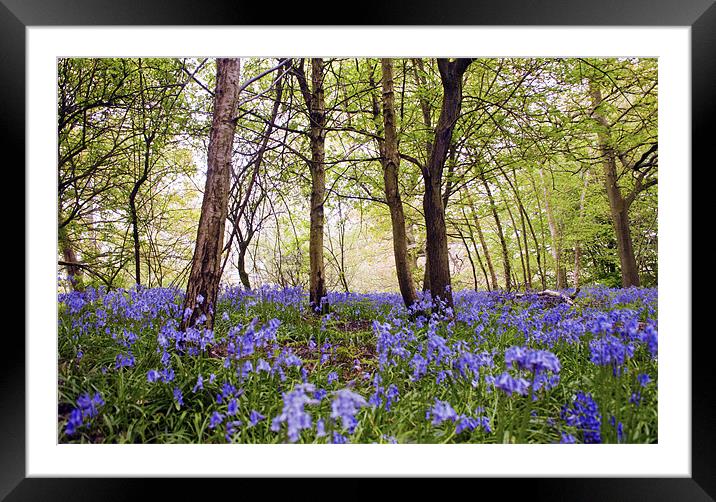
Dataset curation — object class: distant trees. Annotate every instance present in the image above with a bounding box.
[57,58,198,290]
[57,56,659,310]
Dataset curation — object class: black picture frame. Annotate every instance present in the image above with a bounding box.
[4,0,709,499]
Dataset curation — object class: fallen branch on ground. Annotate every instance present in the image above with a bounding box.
[514,287,580,306]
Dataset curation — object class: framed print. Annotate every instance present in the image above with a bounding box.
[4,0,711,499]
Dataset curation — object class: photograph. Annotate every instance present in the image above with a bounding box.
[56,56,660,445]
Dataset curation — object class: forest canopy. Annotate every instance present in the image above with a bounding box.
[57,57,657,299]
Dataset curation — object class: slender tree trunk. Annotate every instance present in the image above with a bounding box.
[589,84,641,287]
[517,201,533,289]
[237,238,252,290]
[180,58,241,331]
[422,250,431,292]
[505,198,527,290]
[573,172,589,289]
[462,207,491,291]
[482,175,511,291]
[502,166,533,289]
[59,225,84,291]
[456,225,478,290]
[406,222,420,287]
[422,58,474,309]
[539,167,566,289]
[221,65,285,279]
[411,58,434,295]
[308,59,328,312]
[527,171,549,290]
[128,143,151,286]
[465,190,497,290]
[378,58,418,308]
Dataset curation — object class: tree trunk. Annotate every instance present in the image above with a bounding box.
[482,175,511,291]
[462,207,491,291]
[464,190,497,291]
[573,172,589,289]
[379,58,418,309]
[527,171,549,290]
[504,198,527,290]
[180,58,241,331]
[308,59,329,313]
[128,143,151,287]
[237,240,251,290]
[411,58,434,295]
[539,167,567,289]
[422,58,474,309]
[59,226,84,291]
[501,166,533,290]
[422,251,431,292]
[589,84,641,287]
[456,225,479,290]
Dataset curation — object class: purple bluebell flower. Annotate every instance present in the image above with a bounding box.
[637,373,651,387]
[147,369,161,383]
[160,367,175,383]
[227,398,239,416]
[562,392,602,444]
[173,387,184,408]
[455,415,479,434]
[255,358,271,373]
[385,384,399,411]
[330,389,368,433]
[65,408,83,436]
[331,432,349,444]
[560,432,577,443]
[114,352,135,369]
[630,392,642,406]
[209,411,224,429]
[193,374,204,393]
[248,410,265,426]
[225,420,242,442]
[271,383,319,443]
[427,398,458,426]
[411,353,428,381]
[316,419,326,437]
[493,371,530,397]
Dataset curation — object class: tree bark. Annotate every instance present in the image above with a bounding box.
[237,234,252,290]
[539,167,567,289]
[573,172,589,289]
[422,58,474,309]
[378,58,418,309]
[504,197,527,290]
[59,226,84,291]
[128,140,152,286]
[309,59,328,313]
[410,58,434,294]
[180,58,241,331]
[482,174,511,291]
[589,83,641,287]
[501,166,534,289]
[461,207,491,291]
[292,58,329,313]
[465,190,497,291]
